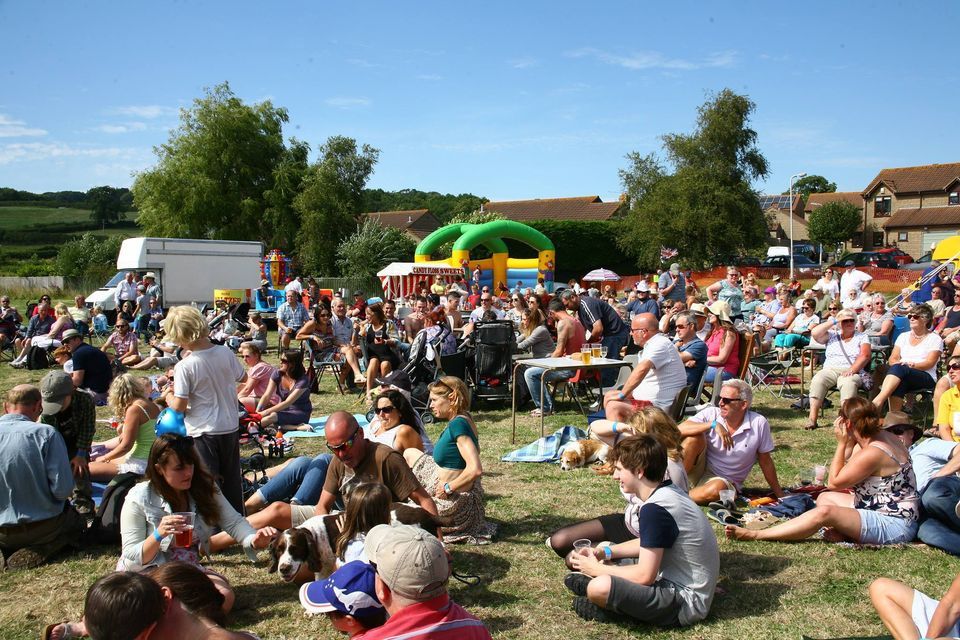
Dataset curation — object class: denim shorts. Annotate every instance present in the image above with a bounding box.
[857,509,918,545]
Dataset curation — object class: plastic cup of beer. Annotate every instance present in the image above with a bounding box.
[573,538,592,555]
[814,465,827,484]
[591,343,602,359]
[173,512,194,547]
[580,345,591,364]
[718,489,735,508]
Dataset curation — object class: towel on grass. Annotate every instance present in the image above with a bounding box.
[281,413,370,439]
[501,425,588,463]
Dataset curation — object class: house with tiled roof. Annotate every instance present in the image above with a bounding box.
[365,209,442,241]
[760,194,809,242]
[804,191,864,215]
[860,162,960,256]
[481,195,624,222]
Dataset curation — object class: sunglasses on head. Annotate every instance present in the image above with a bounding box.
[326,427,360,452]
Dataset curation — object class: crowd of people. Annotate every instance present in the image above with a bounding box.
[6,260,960,638]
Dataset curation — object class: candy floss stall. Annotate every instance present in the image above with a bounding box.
[377,263,464,300]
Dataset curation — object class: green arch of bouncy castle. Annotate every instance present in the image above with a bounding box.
[414,220,555,258]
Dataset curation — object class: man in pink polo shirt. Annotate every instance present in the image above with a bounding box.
[359,524,491,640]
[677,378,785,505]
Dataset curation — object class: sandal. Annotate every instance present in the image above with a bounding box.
[529,408,552,417]
[706,508,742,526]
[803,420,819,431]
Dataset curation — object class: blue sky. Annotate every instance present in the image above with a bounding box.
[1,1,958,202]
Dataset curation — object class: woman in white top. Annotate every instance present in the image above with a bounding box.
[366,389,431,455]
[815,267,840,300]
[773,298,820,350]
[863,294,895,346]
[805,309,872,430]
[872,303,944,412]
[505,293,527,328]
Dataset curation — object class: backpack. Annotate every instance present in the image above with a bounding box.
[25,345,50,370]
[91,472,140,544]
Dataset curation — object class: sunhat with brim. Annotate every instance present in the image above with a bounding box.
[690,303,707,317]
[835,309,857,322]
[882,411,923,443]
[763,286,777,295]
[706,301,733,325]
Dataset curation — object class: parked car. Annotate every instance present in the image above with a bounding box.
[760,255,821,277]
[900,252,940,272]
[875,247,915,265]
[714,255,762,269]
[831,251,900,270]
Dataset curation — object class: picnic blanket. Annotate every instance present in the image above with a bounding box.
[501,425,587,463]
[281,413,370,439]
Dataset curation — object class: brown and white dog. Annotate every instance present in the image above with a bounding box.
[267,503,452,584]
[559,438,610,471]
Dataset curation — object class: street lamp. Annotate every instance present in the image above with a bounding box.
[789,172,807,280]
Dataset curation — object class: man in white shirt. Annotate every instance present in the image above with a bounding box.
[840,260,872,299]
[601,313,687,422]
[114,271,138,309]
[284,276,304,295]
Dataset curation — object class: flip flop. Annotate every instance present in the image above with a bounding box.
[706,508,741,526]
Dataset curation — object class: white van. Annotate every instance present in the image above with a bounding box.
[86,237,264,311]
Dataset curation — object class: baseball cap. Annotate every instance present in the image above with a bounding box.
[764,286,777,294]
[843,260,855,267]
[299,561,383,621]
[636,281,650,293]
[260,279,270,286]
[40,370,74,414]
[353,290,364,296]
[365,524,450,600]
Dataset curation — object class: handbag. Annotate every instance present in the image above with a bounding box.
[836,333,873,390]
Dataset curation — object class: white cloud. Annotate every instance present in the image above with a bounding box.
[509,56,539,69]
[0,114,47,138]
[111,105,178,119]
[94,122,148,134]
[0,142,142,165]
[566,47,736,71]
[324,97,372,109]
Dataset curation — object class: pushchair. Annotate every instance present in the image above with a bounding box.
[397,323,456,422]
[209,302,251,350]
[464,320,516,404]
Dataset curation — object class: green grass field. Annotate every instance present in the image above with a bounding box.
[0,345,957,640]
[0,207,138,274]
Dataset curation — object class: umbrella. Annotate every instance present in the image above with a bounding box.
[583,268,620,282]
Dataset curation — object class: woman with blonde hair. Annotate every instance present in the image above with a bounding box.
[726,397,919,544]
[404,376,496,544]
[89,374,161,480]
[516,307,553,358]
[590,405,688,489]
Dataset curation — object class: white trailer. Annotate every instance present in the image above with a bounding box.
[86,237,264,311]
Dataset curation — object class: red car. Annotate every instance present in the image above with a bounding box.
[875,247,914,265]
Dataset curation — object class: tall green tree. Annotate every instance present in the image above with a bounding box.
[336,218,417,287]
[132,82,308,249]
[86,186,129,228]
[782,174,837,202]
[806,201,861,251]
[617,89,769,269]
[294,136,380,275]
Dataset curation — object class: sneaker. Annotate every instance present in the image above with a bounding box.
[6,548,46,570]
[564,572,591,597]
[572,596,614,623]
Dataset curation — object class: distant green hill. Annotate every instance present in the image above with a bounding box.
[0,207,139,275]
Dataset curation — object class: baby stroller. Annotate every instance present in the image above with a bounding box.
[398,323,455,422]
[237,402,293,499]
[209,302,251,350]
[465,320,516,404]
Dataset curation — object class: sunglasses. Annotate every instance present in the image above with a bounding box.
[887,425,913,435]
[375,405,396,414]
[675,323,689,329]
[327,427,360,452]
[948,363,960,372]
[907,314,922,319]
[840,319,856,324]
[828,307,839,311]
[718,397,743,405]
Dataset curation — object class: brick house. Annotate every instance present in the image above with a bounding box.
[481,195,624,221]
[365,209,442,241]
[760,194,808,243]
[860,162,960,257]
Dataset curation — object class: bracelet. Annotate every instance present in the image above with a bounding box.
[602,545,613,561]
[443,482,452,494]
[611,422,618,434]
[616,392,625,401]
[153,529,163,542]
